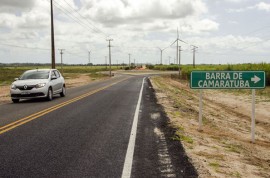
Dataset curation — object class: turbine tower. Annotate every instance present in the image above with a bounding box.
[171,28,187,77]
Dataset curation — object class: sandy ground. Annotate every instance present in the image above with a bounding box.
[151,76,270,178]
[0,74,101,104]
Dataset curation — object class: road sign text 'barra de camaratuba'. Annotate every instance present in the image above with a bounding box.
[191,71,265,89]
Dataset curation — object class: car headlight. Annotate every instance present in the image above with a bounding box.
[35,83,46,88]
[11,84,17,89]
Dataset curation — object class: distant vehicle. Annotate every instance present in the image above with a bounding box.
[10,69,66,103]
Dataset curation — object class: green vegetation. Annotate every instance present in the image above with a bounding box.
[223,143,242,154]
[154,63,270,86]
[172,128,194,144]
[231,171,242,178]
[209,161,220,172]
[0,65,116,85]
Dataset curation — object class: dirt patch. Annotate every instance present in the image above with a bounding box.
[64,74,93,88]
[0,74,107,104]
[151,76,270,178]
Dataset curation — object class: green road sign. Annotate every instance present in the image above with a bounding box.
[190,71,265,89]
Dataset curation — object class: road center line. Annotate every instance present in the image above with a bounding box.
[0,77,130,135]
[121,77,145,178]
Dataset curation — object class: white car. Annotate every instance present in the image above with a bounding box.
[10,69,66,103]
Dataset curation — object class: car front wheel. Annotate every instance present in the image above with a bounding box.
[60,86,66,97]
[47,88,53,101]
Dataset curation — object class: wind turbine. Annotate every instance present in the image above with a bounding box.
[171,28,188,77]
[157,46,168,65]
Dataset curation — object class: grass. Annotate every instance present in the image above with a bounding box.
[231,171,242,178]
[175,130,194,144]
[209,161,220,172]
[0,65,115,85]
[223,143,242,154]
[154,63,270,86]
[220,87,270,99]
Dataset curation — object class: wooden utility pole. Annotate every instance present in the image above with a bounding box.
[105,56,107,69]
[50,0,55,69]
[107,39,113,77]
[88,51,91,65]
[128,53,131,69]
[58,49,65,74]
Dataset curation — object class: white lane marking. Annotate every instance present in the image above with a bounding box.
[121,77,145,178]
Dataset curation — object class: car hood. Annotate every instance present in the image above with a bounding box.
[13,79,49,86]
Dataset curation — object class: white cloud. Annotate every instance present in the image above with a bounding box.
[256,2,270,11]
[227,1,270,13]
[224,0,247,3]
[80,0,207,27]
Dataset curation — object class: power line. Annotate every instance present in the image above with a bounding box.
[0,43,49,50]
[61,0,107,37]
[49,0,107,40]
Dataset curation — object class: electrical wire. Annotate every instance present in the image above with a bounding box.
[0,43,49,51]
[49,0,107,40]
[61,0,107,36]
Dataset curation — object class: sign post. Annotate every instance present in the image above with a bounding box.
[251,89,255,143]
[190,71,265,143]
[199,90,203,131]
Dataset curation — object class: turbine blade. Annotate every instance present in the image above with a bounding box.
[170,39,177,46]
[180,39,188,44]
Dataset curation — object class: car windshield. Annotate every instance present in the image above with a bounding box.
[19,71,49,80]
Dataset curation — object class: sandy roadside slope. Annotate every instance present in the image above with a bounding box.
[151,76,270,178]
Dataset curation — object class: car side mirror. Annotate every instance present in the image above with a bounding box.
[14,78,18,81]
[51,76,57,80]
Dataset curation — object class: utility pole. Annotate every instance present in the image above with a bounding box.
[134,58,136,67]
[105,56,107,69]
[168,56,171,65]
[88,51,91,66]
[58,49,65,74]
[50,0,55,69]
[128,53,131,70]
[107,39,113,77]
[191,45,198,68]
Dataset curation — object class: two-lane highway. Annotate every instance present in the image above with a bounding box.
[0,74,197,177]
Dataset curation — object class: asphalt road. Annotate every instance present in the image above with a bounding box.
[0,74,197,178]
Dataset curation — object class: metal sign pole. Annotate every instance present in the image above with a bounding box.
[199,90,203,131]
[251,89,256,143]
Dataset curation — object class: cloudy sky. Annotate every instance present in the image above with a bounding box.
[0,0,269,65]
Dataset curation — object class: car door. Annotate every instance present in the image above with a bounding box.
[54,70,63,93]
[50,71,59,94]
